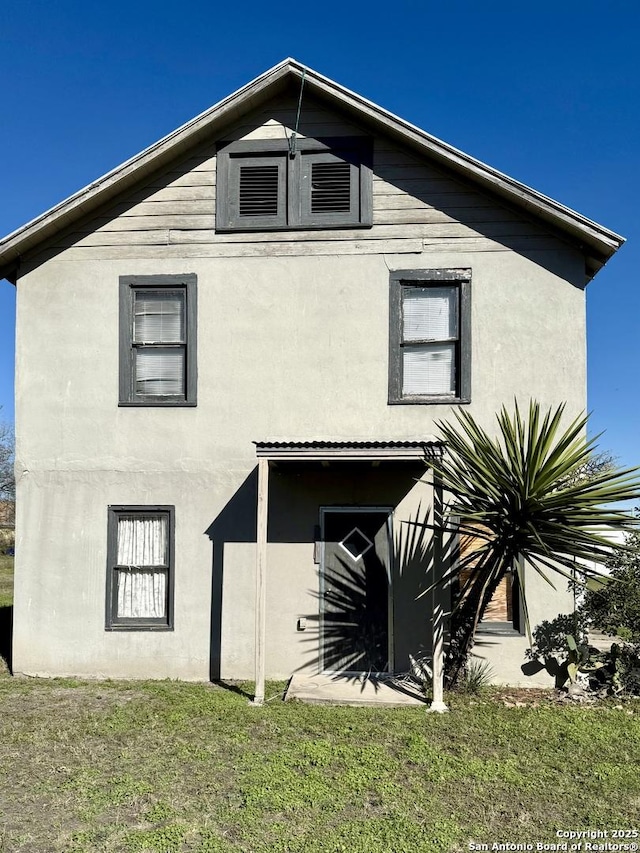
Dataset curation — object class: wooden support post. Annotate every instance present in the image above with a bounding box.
[428,470,448,713]
[251,457,269,706]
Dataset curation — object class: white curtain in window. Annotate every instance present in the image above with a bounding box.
[134,292,185,343]
[117,515,167,565]
[403,344,455,395]
[116,515,167,618]
[403,287,458,341]
[117,570,167,619]
[135,348,185,396]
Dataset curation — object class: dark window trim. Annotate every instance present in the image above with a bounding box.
[388,268,471,405]
[119,274,197,407]
[105,505,175,631]
[216,137,372,232]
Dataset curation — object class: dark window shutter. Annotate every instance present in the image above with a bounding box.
[217,152,287,230]
[239,164,280,217]
[216,137,372,231]
[296,150,364,227]
[310,162,352,213]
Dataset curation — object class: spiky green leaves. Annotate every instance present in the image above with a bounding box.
[434,400,640,592]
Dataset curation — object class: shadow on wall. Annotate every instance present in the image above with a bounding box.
[203,464,325,681]
[204,467,258,682]
[316,552,389,675]
[0,605,12,672]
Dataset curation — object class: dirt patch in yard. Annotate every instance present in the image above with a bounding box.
[0,681,145,714]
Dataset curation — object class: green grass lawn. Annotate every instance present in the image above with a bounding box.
[1,680,638,851]
[0,559,639,852]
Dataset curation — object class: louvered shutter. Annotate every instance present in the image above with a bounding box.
[225,154,287,229]
[310,162,352,212]
[216,137,372,230]
[297,151,360,226]
[239,164,280,217]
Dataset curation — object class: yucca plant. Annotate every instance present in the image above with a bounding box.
[431,400,640,686]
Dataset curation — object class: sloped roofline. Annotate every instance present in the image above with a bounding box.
[0,58,625,282]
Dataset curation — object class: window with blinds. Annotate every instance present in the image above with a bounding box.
[216,137,372,231]
[389,270,471,404]
[119,275,197,406]
[106,506,175,629]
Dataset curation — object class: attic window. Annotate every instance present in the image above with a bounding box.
[216,137,372,231]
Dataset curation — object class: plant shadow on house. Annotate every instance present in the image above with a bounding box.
[296,502,447,701]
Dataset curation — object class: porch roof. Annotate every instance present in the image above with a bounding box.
[253,439,443,461]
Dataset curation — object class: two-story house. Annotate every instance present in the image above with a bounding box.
[0,60,623,702]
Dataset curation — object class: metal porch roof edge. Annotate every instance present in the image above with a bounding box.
[0,57,625,283]
[253,439,443,460]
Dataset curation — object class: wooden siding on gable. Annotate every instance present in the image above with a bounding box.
[28,95,562,264]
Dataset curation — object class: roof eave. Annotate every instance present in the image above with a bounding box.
[0,57,625,283]
[291,62,625,274]
[0,59,295,282]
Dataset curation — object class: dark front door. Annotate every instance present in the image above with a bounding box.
[320,509,391,674]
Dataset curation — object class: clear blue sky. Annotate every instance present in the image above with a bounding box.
[0,0,638,466]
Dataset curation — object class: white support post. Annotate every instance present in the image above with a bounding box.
[428,599,448,713]
[428,468,448,713]
[251,456,269,706]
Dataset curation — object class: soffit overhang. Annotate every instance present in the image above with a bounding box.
[0,58,624,283]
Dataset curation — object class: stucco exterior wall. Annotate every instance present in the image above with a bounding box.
[10,96,587,684]
[12,243,584,683]
[15,248,585,453]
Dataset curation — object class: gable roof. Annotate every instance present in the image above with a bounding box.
[0,58,624,283]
